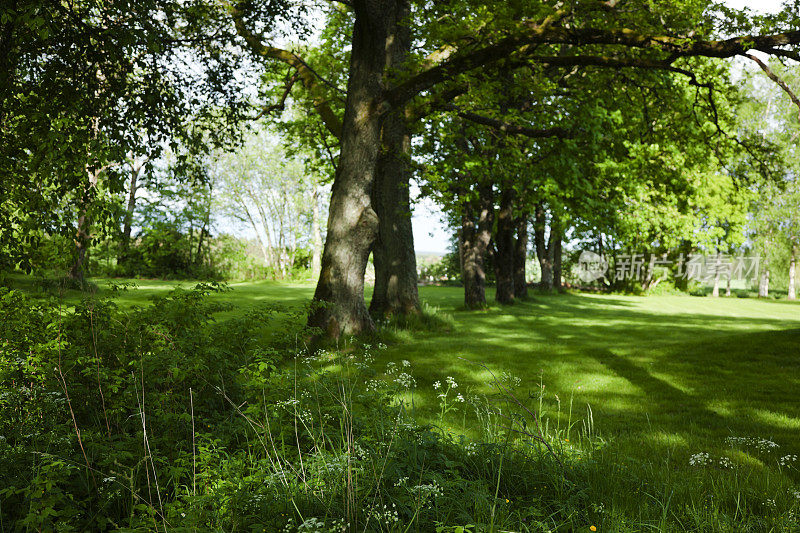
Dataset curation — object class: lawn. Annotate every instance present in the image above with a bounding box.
[29,277,800,456]
[10,277,800,529]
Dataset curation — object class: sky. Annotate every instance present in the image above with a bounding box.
[410,0,792,253]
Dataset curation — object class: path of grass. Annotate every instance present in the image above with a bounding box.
[382,289,800,464]
[14,276,800,475]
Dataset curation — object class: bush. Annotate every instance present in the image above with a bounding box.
[0,286,590,531]
[4,287,800,531]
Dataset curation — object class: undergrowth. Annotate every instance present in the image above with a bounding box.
[1,285,799,531]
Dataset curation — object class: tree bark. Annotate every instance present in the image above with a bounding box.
[533,203,555,291]
[758,267,770,298]
[369,0,421,319]
[552,216,562,290]
[513,213,529,299]
[311,189,322,278]
[119,158,141,268]
[711,252,721,297]
[460,184,494,309]
[68,166,100,284]
[308,1,392,336]
[494,188,515,304]
[241,202,271,267]
[789,242,797,301]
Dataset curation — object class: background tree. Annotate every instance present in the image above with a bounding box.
[212,126,329,279]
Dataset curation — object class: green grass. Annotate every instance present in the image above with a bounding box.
[19,276,800,454]
[387,288,800,446]
[10,276,800,529]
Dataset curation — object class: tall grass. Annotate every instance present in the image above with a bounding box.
[2,285,800,531]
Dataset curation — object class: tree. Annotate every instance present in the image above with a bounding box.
[0,0,248,278]
[218,0,800,333]
[735,60,800,299]
[212,126,328,279]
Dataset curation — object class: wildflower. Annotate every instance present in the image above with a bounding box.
[689,452,711,466]
[395,372,416,389]
[433,380,441,390]
[590,527,597,532]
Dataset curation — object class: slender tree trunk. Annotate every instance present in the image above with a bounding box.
[460,185,494,309]
[726,275,731,297]
[789,242,797,301]
[369,0,420,319]
[711,252,721,297]
[69,96,102,284]
[552,216,562,290]
[759,268,770,298]
[195,218,208,265]
[533,203,554,291]
[494,188,515,304]
[69,166,100,284]
[241,203,270,267]
[308,2,392,336]
[674,240,692,292]
[119,159,140,268]
[311,189,322,278]
[513,213,529,299]
[69,214,90,283]
[250,190,277,271]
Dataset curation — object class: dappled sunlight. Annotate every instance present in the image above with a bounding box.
[368,288,800,465]
[750,409,800,431]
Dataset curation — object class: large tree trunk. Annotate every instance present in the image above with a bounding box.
[308,2,392,337]
[311,189,322,278]
[789,242,797,301]
[494,188,515,304]
[513,214,529,299]
[460,185,494,309]
[369,0,420,319]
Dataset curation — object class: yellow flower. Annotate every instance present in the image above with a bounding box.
[505,498,510,503]
[590,526,597,532]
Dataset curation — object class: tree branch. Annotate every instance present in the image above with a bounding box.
[383,25,800,108]
[405,83,470,122]
[253,72,299,120]
[744,53,800,121]
[228,3,343,138]
[444,104,573,139]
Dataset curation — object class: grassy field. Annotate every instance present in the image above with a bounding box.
[10,276,800,529]
[24,276,800,454]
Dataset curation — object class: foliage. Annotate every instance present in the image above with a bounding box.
[0,0,250,271]
[211,126,328,279]
[3,282,800,530]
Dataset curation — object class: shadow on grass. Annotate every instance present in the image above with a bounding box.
[374,289,800,463]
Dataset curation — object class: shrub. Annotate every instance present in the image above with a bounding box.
[3,286,800,532]
[0,286,587,531]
